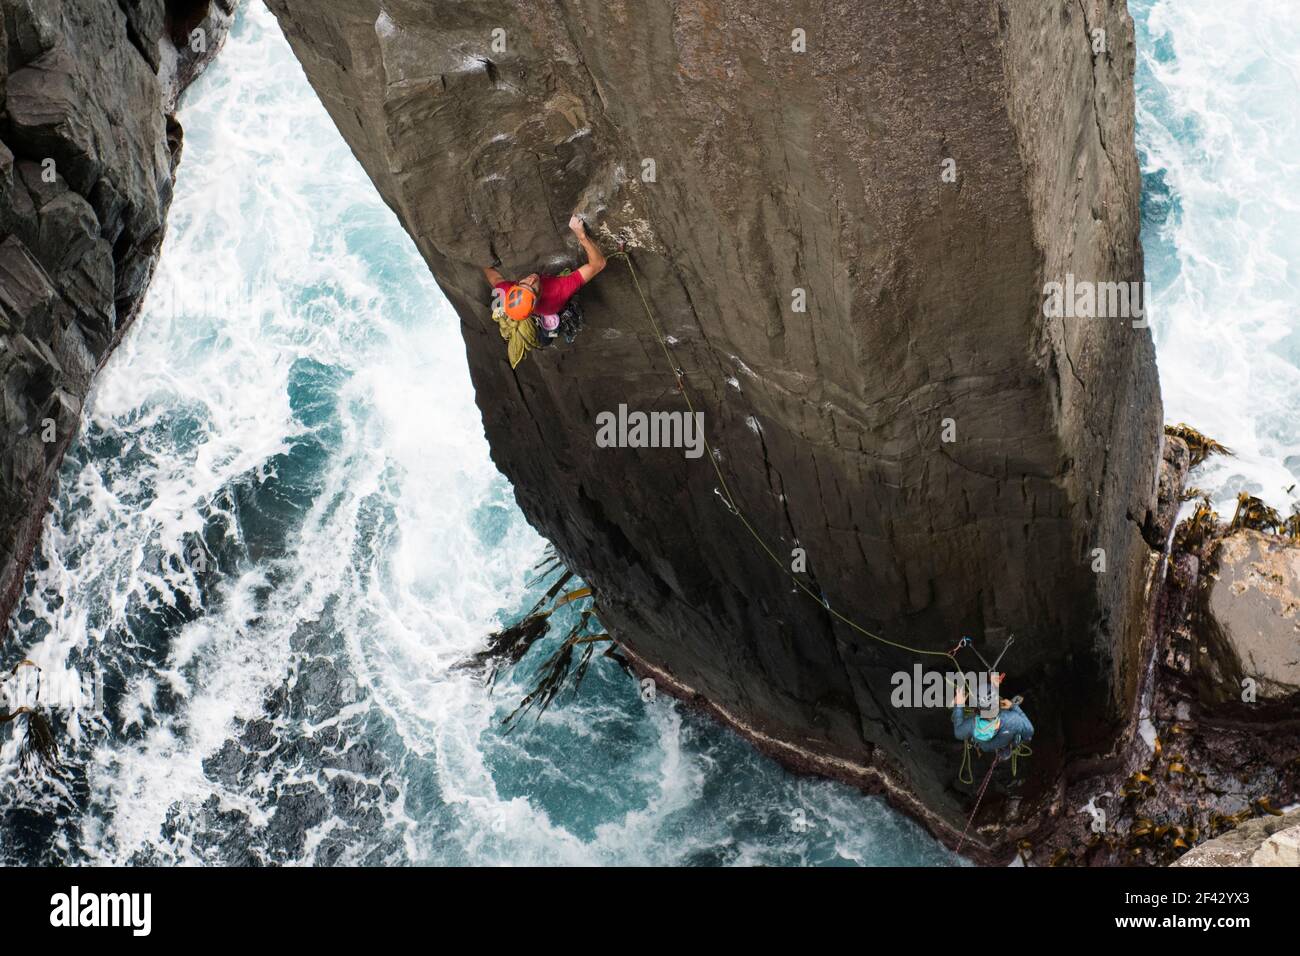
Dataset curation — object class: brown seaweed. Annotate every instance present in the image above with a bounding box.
[1164,423,1234,468]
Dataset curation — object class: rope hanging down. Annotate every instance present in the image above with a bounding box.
[612,250,959,672]
[612,250,1031,853]
[956,757,999,854]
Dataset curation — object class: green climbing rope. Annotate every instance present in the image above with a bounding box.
[612,248,1032,813]
[612,250,960,672]
[958,739,976,786]
[1010,741,1033,778]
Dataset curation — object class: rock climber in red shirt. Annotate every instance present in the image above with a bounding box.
[483,213,606,335]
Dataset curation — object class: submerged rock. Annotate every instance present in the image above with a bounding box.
[263,0,1164,852]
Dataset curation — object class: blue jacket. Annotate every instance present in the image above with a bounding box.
[952,703,1034,754]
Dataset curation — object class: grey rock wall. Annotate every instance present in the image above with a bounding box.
[263,0,1164,853]
[0,0,232,628]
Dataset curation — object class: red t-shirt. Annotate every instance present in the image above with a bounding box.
[495,272,585,316]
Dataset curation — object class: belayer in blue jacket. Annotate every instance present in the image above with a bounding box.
[952,673,1034,754]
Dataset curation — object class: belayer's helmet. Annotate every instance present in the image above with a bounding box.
[504,283,537,321]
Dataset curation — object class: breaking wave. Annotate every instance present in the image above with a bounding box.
[0,4,953,867]
[3,0,1293,867]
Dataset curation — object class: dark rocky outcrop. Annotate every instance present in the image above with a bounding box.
[0,0,233,628]
[1025,440,1299,867]
[175,597,402,866]
[263,0,1163,854]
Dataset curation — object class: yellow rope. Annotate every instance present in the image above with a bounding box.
[613,250,1033,803]
[958,739,975,785]
[1010,741,1033,778]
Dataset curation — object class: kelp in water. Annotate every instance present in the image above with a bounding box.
[2,661,60,775]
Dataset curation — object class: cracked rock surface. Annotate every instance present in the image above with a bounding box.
[264,0,1162,853]
[0,0,233,628]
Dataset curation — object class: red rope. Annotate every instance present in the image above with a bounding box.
[956,759,993,858]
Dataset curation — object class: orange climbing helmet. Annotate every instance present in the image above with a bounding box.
[504,283,537,321]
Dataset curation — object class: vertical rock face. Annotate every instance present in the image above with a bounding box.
[0,0,232,626]
[266,0,1162,848]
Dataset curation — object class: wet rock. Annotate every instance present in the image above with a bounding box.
[0,0,233,633]
[1173,808,1300,867]
[1145,436,1190,548]
[240,716,279,752]
[264,0,1163,851]
[179,795,262,866]
[1020,430,1300,867]
[298,656,337,709]
[177,601,405,863]
[266,783,330,856]
[202,739,249,788]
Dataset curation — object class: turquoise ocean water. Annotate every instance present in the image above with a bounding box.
[1,1,1295,865]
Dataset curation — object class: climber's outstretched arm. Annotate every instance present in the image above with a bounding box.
[570,214,606,283]
[483,265,505,287]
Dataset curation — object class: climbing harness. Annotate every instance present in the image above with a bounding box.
[532,278,586,349]
[955,735,1033,854]
[950,632,1032,773]
[950,635,1033,852]
[557,296,584,344]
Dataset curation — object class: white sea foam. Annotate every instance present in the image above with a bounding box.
[4,5,543,862]
[30,0,1297,867]
[1135,0,1300,511]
